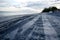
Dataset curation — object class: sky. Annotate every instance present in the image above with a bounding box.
[0,0,60,14]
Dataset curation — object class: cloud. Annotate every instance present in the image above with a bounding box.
[0,0,57,7]
[0,7,41,16]
[52,1,60,8]
[0,0,60,14]
[0,7,41,13]
[26,2,49,9]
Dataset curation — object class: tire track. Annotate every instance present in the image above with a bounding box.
[0,15,37,40]
[13,15,40,40]
[42,13,59,40]
[46,15,60,40]
[26,15,45,40]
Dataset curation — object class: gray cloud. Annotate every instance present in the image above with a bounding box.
[0,0,60,11]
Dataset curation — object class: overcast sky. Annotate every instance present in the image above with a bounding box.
[0,0,60,13]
